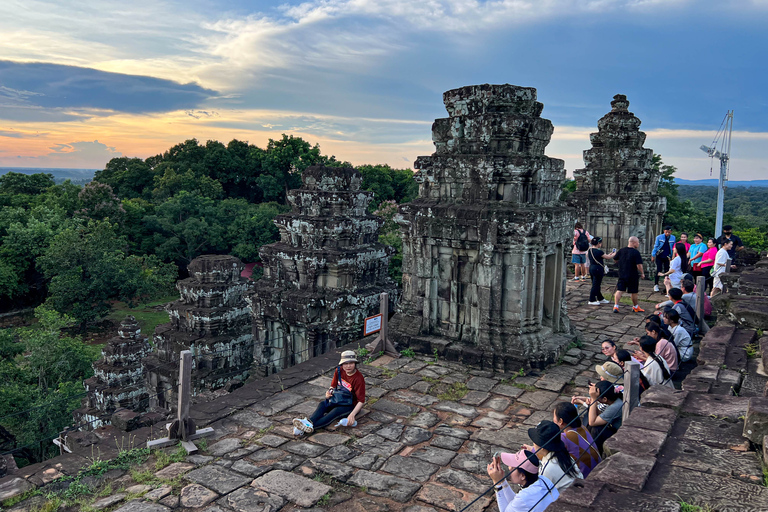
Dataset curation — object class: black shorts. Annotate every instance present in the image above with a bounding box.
[616,276,639,294]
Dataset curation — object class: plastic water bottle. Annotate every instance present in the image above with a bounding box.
[335,418,357,427]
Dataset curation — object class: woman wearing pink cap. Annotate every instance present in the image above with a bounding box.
[486,449,559,512]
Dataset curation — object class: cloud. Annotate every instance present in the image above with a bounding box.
[0,60,215,117]
[7,140,122,168]
[0,127,46,138]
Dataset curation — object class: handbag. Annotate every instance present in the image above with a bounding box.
[329,366,354,406]
[589,248,608,273]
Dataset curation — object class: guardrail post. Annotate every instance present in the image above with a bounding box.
[366,292,399,358]
[622,361,641,422]
[695,276,709,335]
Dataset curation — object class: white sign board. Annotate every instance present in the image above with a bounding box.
[364,314,382,336]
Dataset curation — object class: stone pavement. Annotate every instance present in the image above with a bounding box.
[4,274,761,512]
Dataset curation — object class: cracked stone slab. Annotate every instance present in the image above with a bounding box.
[271,453,307,471]
[257,434,289,448]
[348,469,422,502]
[377,423,404,441]
[409,446,457,466]
[471,414,505,429]
[403,426,432,445]
[367,411,396,423]
[431,401,479,418]
[390,389,440,406]
[154,462,195,480]
[431,435,465,451]
[534,374,570,392]
[433,425,470,439]
[252,469,331,507]
[251,392,306,415]
[231,460,272,478]
[218,487,285,512]
[185,465,252,495]
[324,445,359,462]
[348,452,388,471]
[306,457,355,482]
[382,373,423,390]
[180,484,219,508]
[371,398,420,417]
[144,486,172,502]
[113,500,169,512]
[490,384,524,398]
[450,454,491,475]
[409,412,440,428]
[416,483,488,512]
[516,389,559,410]
[308,432,350,446]
[0,478,35,501]
[247,448,286,463]
[187,455,213,466]
[230,410,273,430]
[282,441,329,457]
[460,391,490,406]
[353,434,405,457]
[434,468,488,494]
[208,438,243,456]
[466,377,497,391]
[382,455,440,482]
[92,493,127,510]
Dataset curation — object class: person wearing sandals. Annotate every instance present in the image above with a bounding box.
[293,350,365,435]
[587,237,616,305]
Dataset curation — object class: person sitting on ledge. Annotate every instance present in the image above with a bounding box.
[585,380,623,454]
[637,335,674,389]
[522,420,583,491]
[663,309,693,363]
[627,322,679,373]
[553,402,602,478]
[293,350,365,435]
[487,449,558,512]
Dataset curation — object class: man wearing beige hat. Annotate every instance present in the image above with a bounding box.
[293,350,366,435]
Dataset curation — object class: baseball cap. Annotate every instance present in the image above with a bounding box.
[500,449,539,474]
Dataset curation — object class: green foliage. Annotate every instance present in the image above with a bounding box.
[358,164,418,210]
[745,342,760,359]
[436,382,468,401]
[154,444,187,469]
[559,179,576,201]
[734,227,768,252]
[400,347,416,358]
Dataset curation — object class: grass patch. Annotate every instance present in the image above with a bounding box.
[512,383,536,391]
[1,488,42,508]
[400,348,416,358]
[105,294,177,335]
[318,492,331,506]
[678,500,715,512]
[35,498,63,512]
[381,368,397,378]
[129,468,156,485]
[154,444,187,470]
[197,438,208,452]
[745,342,760,359]
[436,382,468,401]
[421,376,439,384]
[367,397,379,405]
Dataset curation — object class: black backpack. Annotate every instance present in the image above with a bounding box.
[575,229,590,251]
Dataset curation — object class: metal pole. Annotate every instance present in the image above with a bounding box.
[695,276,709,335]
[622,361,641,423]
[379,292,389,351]
[715,157,727,238]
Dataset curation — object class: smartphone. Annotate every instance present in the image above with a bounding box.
[611,248,616,253]
[492,451,502,465]
[328,388,334,395]
[588,381,594,387]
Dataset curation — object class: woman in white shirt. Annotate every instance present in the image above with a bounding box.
[639,336,674,388]
[487,449,559,512]
[659,242,689,296]
[522,421,583,491]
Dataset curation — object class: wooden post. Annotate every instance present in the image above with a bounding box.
[366,292,399,358]
[178,351,192,441]
[147,350,214,452]
[622,361,641,423]
[695,276,709,335]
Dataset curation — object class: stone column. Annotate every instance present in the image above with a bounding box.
[390,84,576,370]
[569,94,667,267]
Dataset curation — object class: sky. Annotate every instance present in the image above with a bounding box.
[0,0,766,180]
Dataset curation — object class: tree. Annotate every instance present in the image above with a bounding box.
[92,157,156,200]
[358,164,418,210]
[258,135,327,202]
[653,154,713,234]
[38,220,175,328]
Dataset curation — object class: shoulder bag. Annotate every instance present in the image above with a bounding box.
[329,366,355,406]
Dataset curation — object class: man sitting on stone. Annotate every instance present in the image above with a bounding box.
[655,279,696,315]
[612,236,646,314]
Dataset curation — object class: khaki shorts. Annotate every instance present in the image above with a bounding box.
[713,274,724,290]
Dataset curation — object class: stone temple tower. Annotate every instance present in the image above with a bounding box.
[249,165,398,375]
[569,94,666,263]
[390,84,575,370]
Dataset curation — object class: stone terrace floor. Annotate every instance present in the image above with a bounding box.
[6,276,756,512]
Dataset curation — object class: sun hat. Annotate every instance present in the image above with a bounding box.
[527,420,566,452]
[339,350,358,365]
[595,361,624,384]
[500,449,539,474]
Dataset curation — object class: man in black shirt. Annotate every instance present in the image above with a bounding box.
[716,225,744,259]
[613,236,646,314]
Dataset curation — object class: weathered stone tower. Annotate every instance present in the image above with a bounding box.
[569,94,666,264]
[249,165,398,375]
[143,255,253,410]
[74,316,152,428]
[390,84,575,370]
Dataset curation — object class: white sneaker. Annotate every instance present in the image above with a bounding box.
[293,427,304,436]
[654,285,660,292]
[600,299,610,304]
[588,301,600,306]
[293,418,314,434]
